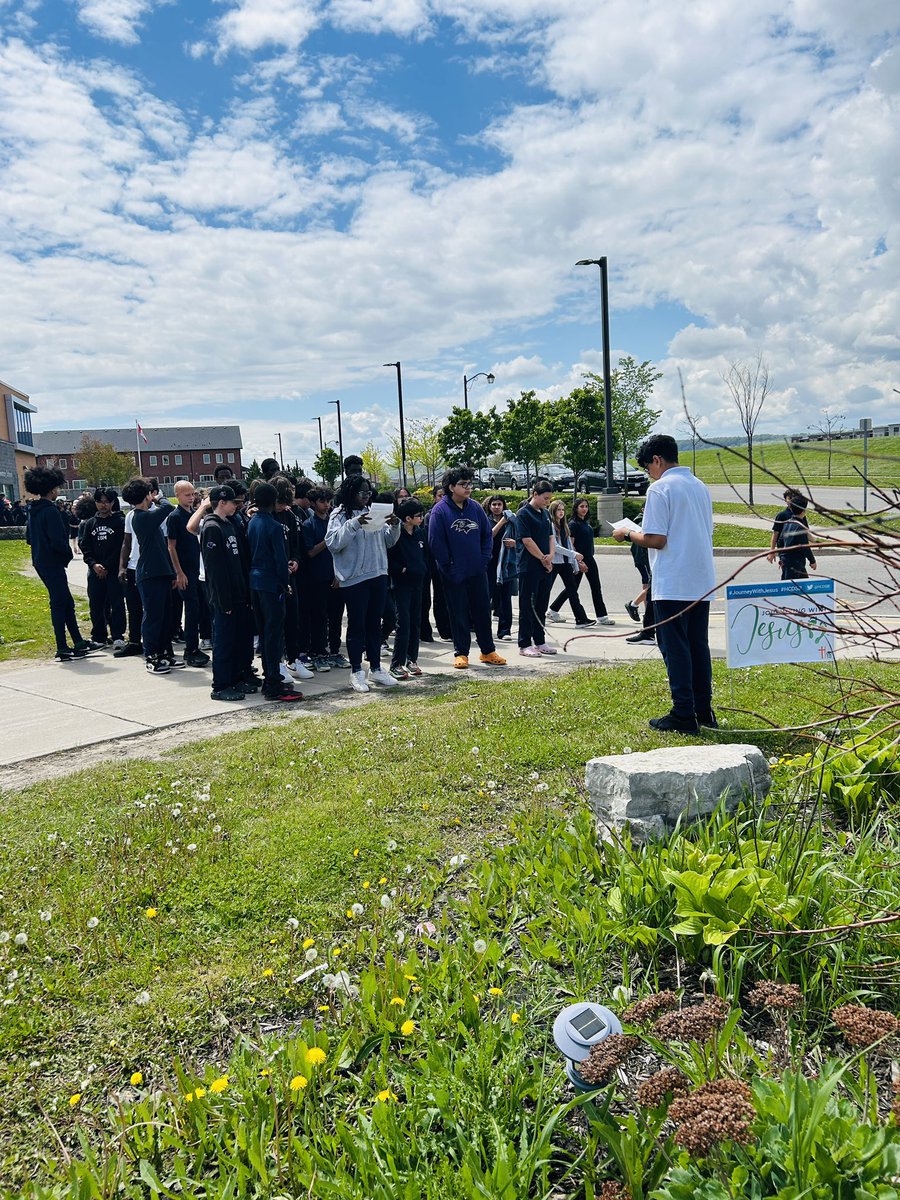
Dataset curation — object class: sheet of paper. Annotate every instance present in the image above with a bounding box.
[608,517,642,534]
[363,502,394,531]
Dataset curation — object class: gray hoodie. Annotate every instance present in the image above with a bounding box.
[325,507,401,587]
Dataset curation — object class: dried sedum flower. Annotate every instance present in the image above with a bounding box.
[832,1004,899,1048]
[636,1067,690,1109]
[747,981,802,1012]
[598,1183,631,1200]
[621,991,678,1026]
[577,1035,640,1086]
[670,1079,755,1156]
[653,997,730,1043]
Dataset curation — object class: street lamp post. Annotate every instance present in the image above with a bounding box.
[276,431,284,468]
[328,400,344,469]
[575,257,617,494]
[384,361,408,488]
[463,370,495,410]
[314,417,324,452]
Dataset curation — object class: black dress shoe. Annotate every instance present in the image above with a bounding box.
[626,632,656,644]
[649,712,700,734]
[697,710,719,729]
[114,642,143,658]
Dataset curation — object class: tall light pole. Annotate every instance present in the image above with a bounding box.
[383,361,407,488]
[276,431,284,467]
[314,417,324,452]
[328,400,343,469]
[463,370,495,410]
[576,257,617,494]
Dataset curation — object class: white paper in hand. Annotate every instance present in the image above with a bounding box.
[609,518,642,534]
[363,502,394,531]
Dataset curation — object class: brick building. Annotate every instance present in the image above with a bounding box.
[35,426,244,493]
[0,380,38,500]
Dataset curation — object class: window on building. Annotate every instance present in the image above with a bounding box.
[58,459,67,469]
[203,454,210,464]
[13,405,33,447]
[149,455,158,466]
[199,474,214,483]
[164,476,172,485]
[162,455,169,466]
[216,453,223,464]
[175,454,182,465]
[72,479,88,491]
[227,452,235,463]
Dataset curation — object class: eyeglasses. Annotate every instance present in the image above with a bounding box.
[457,481,474,488]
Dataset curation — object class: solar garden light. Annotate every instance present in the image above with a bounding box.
[553,1001,622,1092]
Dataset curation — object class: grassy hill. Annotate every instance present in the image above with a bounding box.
[689,436,900,488]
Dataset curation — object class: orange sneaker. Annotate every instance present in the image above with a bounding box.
[479,651,507,666]
[454,655,469,669]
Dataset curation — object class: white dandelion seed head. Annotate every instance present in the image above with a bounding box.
[134,990,151,1007]
[622,746,633,755]
[304,948,318,962]
[379,894,391,910]
[470,746,480,755]
[286,917,300,930]
[448,854,468,868]
[7,969,19,984]
[533,782,549,792]
[39,911,52,922]
[212,824,222,834]
[0,932,9,944]
[386,839,398,852]
[350,903,364,917]
[14,933,27,947]
[395,930,405,946]
[87,917,99,930]
[186,844,197,853]
[473,938,488,954]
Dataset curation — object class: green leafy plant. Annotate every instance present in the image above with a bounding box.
[808,734,900,823]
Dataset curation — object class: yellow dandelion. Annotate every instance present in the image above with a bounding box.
[379,877,387,885]
[400,1019,416,1036]
[305,1047,326,1066]
[346,909,355,920]
[510,1012,521,1025]
[259,1069,271,1077]
[290,1074,308,1092]
[404,974,417,982]
[473,993,481,1003]
[489,987,503,997]
[269,937,277,945]
[332,948,341,958]
[262,968,274,977]
[377,1088,397,1102]
[184,1086,206,1101]
[317,1004,330,1012]
[68,1093,82,1107]
[144,908,157,919]
[412,985,421,993]
[130,1071,143,1086]
[422,802,430,811]
[303,937,315,949]
[362,881,370,890]
[389,996,404,1007]
[353,849,359,858]
[209,1076,229,1093]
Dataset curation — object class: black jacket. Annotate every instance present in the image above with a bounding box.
[79,512,125,572]
[201,514,249,611]
[388,525,428,583]
[26,499,72,570]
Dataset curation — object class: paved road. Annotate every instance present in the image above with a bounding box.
[707,483,896,511]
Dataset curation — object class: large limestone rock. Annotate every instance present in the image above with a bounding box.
[585,743,771,840]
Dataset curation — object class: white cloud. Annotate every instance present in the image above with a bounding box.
[74,0,162,44]
[216,0,322,53]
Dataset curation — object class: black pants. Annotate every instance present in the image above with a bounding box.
[550,556,608,619]
[36,563,81,654]
[517,566,553,648]
[342,575,388,672]
[251,589,285,693]
[211,602,253,691]
[780,563,809,581]
[548,564,589,623]
[381,586,397,642]
[87,570,125,642]
[444,571,495,657]
[425,563,452,639]
[171,575,200,653]
[283,581,300,662]
[653,599,712,721]
[309,580,344,657]
[392,579,423,669]
[137,576,173,659]
[294,570,311,656]
[489,572,514,637]
[123,567,143,647]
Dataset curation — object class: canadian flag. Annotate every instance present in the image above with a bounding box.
[136,421,148,444]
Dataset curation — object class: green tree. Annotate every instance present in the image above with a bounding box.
[546,379,608,480]
[361,442,389,489]
[437,406,501,468]
[499,391,555,479]
[75,435,134,487]
[386,436,414,487]
[246,459,262,481]
[607,357,663,479]
[407,419,444,486]
[313,447,341,487]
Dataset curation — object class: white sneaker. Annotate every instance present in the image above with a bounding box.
[350,670,370,693]
[289,658,315,680]
[546,611,564,623]
[367,667,398,687]
[596,616,616,625]
[280,662,293,683]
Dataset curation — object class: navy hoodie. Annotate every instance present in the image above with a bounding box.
[27,499,72,571]
[248,510,290,595]
[427,496,492,583]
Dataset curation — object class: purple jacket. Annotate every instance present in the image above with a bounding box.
[427,496,493,583]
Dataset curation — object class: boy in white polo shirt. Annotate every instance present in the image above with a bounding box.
[613,433,716,733]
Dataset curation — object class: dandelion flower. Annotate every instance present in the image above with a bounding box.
[350,903,364,917]
[305,1047,326,1066]
[380,894,391,910]
[332,948,341,958]
[86,917,99,930]
[39,910,52,923]
[144,908,157,920]
[286,917,299,930]
[305,947,318,963]
[390,996,404,1007]
[302,937,315,950]
[262,968,274,977]
[362,881,370,890]
[259,1069,270,1077]
[209,1076,229,1093]
[290,1075,308,1092]
[134,991,151,1006]
[352,849,359,858]
[386,840,398,852]
[130,1071,143,1086]
[0,932,8,943]
[404,974,416,982]
[473,938,487,954]
[489,987,503,997]
[317,1004,330,1012]
[68,1093,82,1107]
[510,1012,521,1024]
[400,1019,416,1036]
[14,932,28,947]
[377,1088,397,1102]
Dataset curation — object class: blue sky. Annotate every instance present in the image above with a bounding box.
[1,0,898,468]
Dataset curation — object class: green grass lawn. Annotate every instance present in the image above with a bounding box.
[597,522,772,549]
[691,436,900,488]
[2,660,900,1194]
[0,542,91,662]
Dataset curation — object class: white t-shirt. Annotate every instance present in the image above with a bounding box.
[125,503,168,570]
[641,466,715,601]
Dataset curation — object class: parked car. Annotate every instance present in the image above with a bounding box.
[576,463,649,494]
[534,463,575,489]
[484,463,524,489]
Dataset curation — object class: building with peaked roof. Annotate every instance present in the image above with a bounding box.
[0,380,38,500]
[35,426,244,492]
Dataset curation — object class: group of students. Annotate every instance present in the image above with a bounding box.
[23,454,641,701]
[0,496,27,526]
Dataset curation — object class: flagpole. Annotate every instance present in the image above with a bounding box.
[135,420,141,475]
